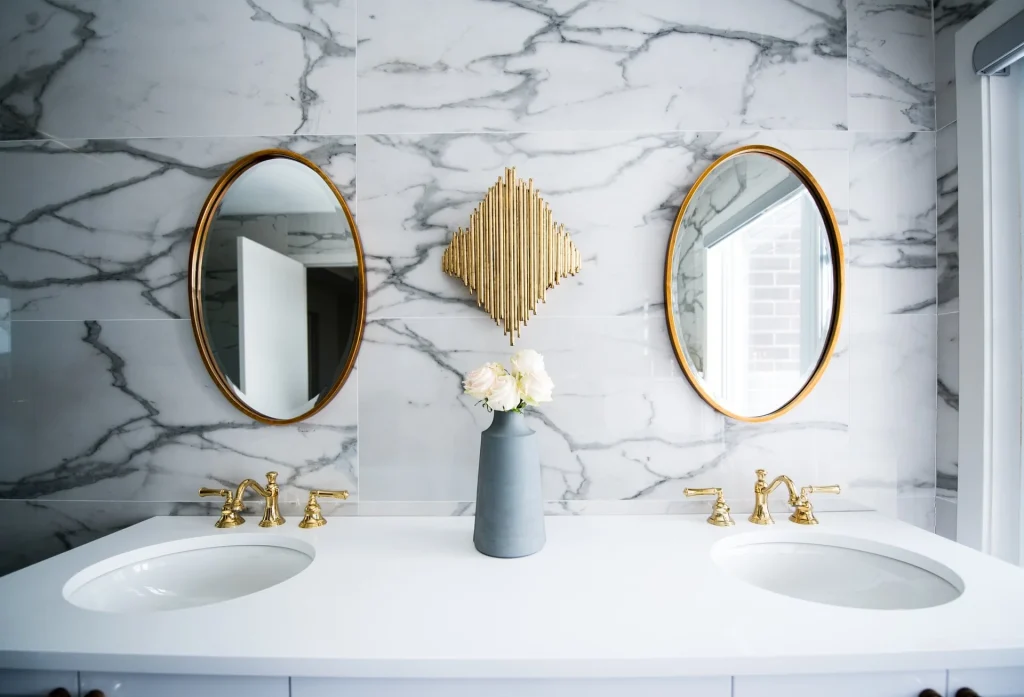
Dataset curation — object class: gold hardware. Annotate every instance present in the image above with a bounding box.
[299,489,350,528]
[233,471,285,527]
[188,149,366,425]
[198,487,245,528]
[664,145,844,422]
[790,484,841,525]
[749,469,800,525]
[684,487,735,526]
[441,167,582,345]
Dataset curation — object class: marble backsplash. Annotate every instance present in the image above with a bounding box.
[0,0,938,575]
[932,0,995,515]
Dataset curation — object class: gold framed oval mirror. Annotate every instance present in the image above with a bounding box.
[664,145,844,422]
[188,149,365,424]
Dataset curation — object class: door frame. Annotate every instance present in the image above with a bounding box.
[956,0,1024,562]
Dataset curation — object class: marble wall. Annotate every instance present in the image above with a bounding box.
[0,0,939,574]
[932,0,996,541]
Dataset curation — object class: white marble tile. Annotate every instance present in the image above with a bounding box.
[359,130,849,320]
[934,0,996,130]
[849,0,934,131]
[0,319,358,502]
[0,500,227,576]
[357,316,727,502]
[0,136,355,321]
[357,0,848,133]
[897,493,936,531]
[0,0,356,139]
[937,312,959,496]
[935,494,957,540]
[848,132,936,315]
[848,313,936,516]
[717,329,851,509]
[937,122,959,312]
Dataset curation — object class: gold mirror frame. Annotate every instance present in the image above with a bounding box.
[663,145,844,423]
[187,148,366,425]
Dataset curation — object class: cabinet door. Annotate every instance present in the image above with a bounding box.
[292,677,731,697]
[79,673,287,697]
[0,671,78,697]
[949,667,1024,696]
[733,670,947,697]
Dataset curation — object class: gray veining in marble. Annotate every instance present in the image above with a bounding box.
[0,137,355,321]
[848,131,937,315]
[0,0,943,575]
[937,312,959,496]
[849,0,934,130]
[358,0,848,133]
[0,320,358,502]
[360,130,849,321]
[0,0,356,140]
[937,123,958,312]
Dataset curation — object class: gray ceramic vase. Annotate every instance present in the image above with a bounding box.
[473,410,546,558]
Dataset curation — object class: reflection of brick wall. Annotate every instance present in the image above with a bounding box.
[743,203,803,407]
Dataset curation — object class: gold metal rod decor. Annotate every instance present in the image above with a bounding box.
[441,167,582,345]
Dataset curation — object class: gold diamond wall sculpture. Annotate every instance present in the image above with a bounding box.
[442,167,582,345]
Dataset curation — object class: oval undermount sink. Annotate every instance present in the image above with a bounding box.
[713,533,964,610]
[64,534,314,614]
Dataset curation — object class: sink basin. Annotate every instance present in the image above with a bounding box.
[713,533,963,610]
[64,534,314,614]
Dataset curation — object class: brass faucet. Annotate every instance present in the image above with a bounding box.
[298,489,350,528]
[750,469,799,525]
[233,471,286,527]
[749,469,840,525]
[198,488,245,528]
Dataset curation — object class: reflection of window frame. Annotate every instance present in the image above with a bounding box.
[799,195,826,374]
[705,222,750,412]
[707,191,828,415]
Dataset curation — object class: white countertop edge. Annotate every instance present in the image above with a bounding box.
[5,513,1024,679]
[4,650,1024,679]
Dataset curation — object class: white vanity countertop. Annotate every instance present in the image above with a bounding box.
[2,512,1024,678]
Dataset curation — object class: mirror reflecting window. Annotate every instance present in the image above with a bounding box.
[665,146,842,421]
[189,150,364,424]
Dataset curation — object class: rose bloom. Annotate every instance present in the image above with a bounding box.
[511,349,545,376]
[487,374,522,412]
[463,363,503,399]
[520,370,553,404]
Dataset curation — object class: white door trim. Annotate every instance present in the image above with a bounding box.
[956,0,1024,562]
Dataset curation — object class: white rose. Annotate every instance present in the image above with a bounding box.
[487,374,523,412]
[511,349,545,376]
[463,362,504,399]
[520,369,554,405]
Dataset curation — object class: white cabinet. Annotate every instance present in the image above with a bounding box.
[949,667,1024,696]
[0,671,78,697]
[78,673,287,697]
[733,670,947,697]
[291,677,731,697]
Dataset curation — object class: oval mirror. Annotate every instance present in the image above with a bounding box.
[188,149,365,424]
[665,146,843,422]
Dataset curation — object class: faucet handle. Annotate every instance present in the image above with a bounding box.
[299,490,350,529]
[683,487,735,527]
[198,488,245,528]
[790,484,841,525]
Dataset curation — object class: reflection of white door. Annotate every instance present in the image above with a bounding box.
[238,236,308,417]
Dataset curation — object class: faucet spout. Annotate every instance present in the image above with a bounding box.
[233,478,269,510]
[765,474,799,506]
[232,471,285,527]
[749,469,798,525]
